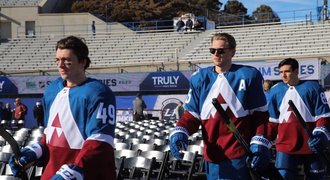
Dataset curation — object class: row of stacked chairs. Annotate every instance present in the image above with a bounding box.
[0,127,44,179]
[1,118,328,179]
[114,120,205,180]
[1,120,25,131]
[0,119,205,180]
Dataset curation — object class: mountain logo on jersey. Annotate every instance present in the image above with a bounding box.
[210,93,230,119]
[48,113,70,148]
[280,104,296,123]
[217,93,229,110]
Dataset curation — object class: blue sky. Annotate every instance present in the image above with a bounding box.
[221,0,323,21]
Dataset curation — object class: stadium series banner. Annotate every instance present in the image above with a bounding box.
[200,58,321,80]
[238,58,320,80]
[0,59,322,95]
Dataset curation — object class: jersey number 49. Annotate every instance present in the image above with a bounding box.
[96,102,115,125]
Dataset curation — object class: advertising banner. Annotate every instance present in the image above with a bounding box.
[200,58,321,80]
[3,58,323,95]
[154,95,187,121]
[116,94,187,122]
[6,71,193,95]
[7,73,146,94]
[0,77,18,95]
[239,59,320,80]
[140,71,190,91]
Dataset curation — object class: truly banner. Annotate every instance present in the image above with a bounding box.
[140,71,190,91]
[0,77,18,95]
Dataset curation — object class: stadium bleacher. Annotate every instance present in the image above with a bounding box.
[182,21,330,63]
[1,21,330,75]
[0,31,201,74]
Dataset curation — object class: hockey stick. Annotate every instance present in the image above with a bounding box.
[211,98,260,180]
[212,98,282,180]
[211,98,252,156]
[288,100,330,165]
[0,126,28,180]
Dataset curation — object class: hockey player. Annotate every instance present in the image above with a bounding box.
[267,58,330,179]
[169,32,272,179]
[9,36,116,180]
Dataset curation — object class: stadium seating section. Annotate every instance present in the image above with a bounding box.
[1,21,330,75]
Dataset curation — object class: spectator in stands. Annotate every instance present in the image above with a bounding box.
[91,21,96,36]
[169,32,272,179]
[9,36,116,180]
[263,79,273,103]
[194,19,203,31]
[267,58,330,179]
[185,17,193,31]
[133,93,147,121]
[33,101,44,127]
[2,102,13,120]
[13,98,27,121]
[174,100,184,120]
[176,18,185,32]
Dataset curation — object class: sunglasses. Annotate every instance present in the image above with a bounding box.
[209,48,229,55]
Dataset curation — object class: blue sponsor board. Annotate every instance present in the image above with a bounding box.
[140,71,189,91]
[0,77,18,95]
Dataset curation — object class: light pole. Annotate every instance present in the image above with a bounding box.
[323,0,328,20]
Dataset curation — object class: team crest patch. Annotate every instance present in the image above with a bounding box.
[161,98,183,121]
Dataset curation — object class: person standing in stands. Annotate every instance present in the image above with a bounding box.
[176,18,185,32]
[185,17,193,31]
[9,36,116,180]
[13,98,27,121]
[91,21,96,36]
[267,58,330,179]
[194,19,203,31]
[133,93,147,121]
[169,32,272,179]
[33,101,44,127]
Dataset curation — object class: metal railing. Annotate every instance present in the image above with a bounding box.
[15,8,329,38]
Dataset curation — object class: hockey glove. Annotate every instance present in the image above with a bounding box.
[247,135,272,172]
[308,126,330,154]
[9,143,43,177]
[51,164,84,180]
[169,126,189,160]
